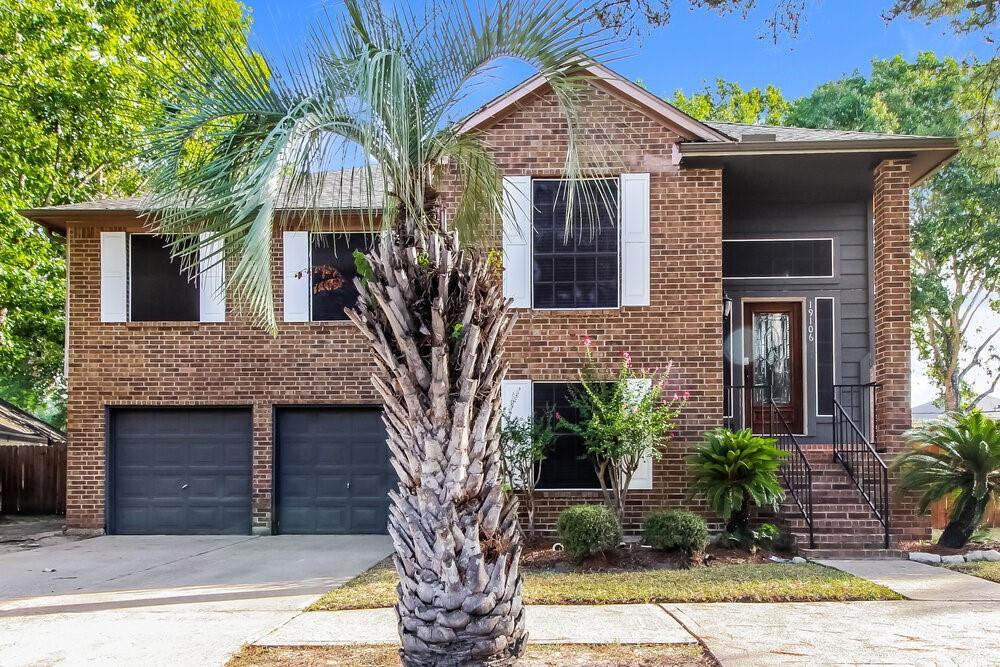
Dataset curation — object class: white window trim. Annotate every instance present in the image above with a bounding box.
[529,177,622,311]
[814,296,836,418]
[723,237,835,280]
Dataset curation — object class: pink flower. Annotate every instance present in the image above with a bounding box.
[554,411,563,421]
[683,391,691,400]
[582,335,593,347]
[673,392,680,401]
[622,351,632,365]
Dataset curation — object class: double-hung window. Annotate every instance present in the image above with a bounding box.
[531,179,620,309]
[100,232,223,323]
[502,173,649,310]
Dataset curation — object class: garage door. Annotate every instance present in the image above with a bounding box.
[110,408,252,535]
[276,407,392,534]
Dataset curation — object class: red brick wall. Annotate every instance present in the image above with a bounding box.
[872,158,930,544]
[65,220,380,532]
[476,85,724,533]
[62,83,723,534]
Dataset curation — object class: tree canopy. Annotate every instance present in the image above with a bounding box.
[672,79,790,125]
[0,0,251,426]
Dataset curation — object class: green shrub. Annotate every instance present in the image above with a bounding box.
[895,410,1000,548]
[642,509,709,555]
[556,505,621,562]
[690,428,787,534]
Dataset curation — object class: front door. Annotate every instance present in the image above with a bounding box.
[743,301,804,434]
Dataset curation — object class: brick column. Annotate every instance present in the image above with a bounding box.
[872,159,929,544]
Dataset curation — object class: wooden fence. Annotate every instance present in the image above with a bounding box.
[931,495,1000,530]
[0,443,67,515]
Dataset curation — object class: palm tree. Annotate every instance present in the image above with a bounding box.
[141,1,614,664]
[895,411,1000,548]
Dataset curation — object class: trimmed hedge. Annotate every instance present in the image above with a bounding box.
[556,505,621,562]
[642,509,709,555]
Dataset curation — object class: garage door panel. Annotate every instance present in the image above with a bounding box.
[111,408,252,535]
[277,408,392,535]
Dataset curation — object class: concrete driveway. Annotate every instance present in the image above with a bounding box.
[0,534,392,667]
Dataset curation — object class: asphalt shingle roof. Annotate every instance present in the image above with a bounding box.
[704,121,941,143]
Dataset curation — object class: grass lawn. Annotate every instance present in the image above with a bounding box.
[228,643,714,667]
[308,558,899,611]
[948,561,1000,583]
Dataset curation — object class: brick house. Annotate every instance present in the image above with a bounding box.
[22,63,957,556]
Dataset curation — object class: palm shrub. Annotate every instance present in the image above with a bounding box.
[689,428,787,535]
[140,1,615,664]
[894,410,1000,548]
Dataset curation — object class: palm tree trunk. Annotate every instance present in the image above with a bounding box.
[938,494,987,548]
[346,224,526,666]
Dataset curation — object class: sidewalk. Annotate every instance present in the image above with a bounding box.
[818,558,1000,601]
[257,603,697,646]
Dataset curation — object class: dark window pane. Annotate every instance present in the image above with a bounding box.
[816,298,835,414]
[723,240,833,278]
[532,179,619,308]
[533,383,601,490]
[311,233,375,321]
[723,302,732,416]
[130,235,199,322]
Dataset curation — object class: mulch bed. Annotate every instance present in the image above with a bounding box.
[520,537,781,573]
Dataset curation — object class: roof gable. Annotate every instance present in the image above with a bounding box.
[457,62,732,142]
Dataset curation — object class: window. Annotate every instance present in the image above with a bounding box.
[129,234,199,322]
[532,179,619,309]
[311,233,374,321]
[815,298,835,416]
[723,239,834,279]
[533,382,602,490]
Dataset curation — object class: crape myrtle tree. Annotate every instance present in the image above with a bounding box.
[140,1,617,664]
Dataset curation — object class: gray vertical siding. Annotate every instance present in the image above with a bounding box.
[723,201,871,443]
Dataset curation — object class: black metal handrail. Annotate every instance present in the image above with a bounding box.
[833,390,890,549]
[833,383,880,447]
[723,383,814,548]
[765,394,815,549]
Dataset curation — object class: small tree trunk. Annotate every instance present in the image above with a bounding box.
[348,225,526,666]
[938,494,987,548]
[726,492,751,534]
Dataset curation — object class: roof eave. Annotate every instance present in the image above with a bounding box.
[457,62,732,143]
[679,137,960,186]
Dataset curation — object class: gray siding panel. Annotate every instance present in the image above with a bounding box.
[723,201,871,443]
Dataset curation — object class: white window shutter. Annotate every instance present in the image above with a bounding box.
[502,176,532,308]
[199,233,226,322]
[620,173,650,307]
[283,231,310,322]
[626,377,654,490]
[100,232,127,322]
[501,379,533,489]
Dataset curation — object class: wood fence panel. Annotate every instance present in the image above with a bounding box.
[931,495,1000,529]
[0,444,67,515]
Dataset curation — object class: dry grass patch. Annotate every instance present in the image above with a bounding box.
[308,558,899,611]
[948,561,1000,583]
[228,643,714,667]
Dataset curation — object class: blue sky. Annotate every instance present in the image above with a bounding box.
[245,0,992,102]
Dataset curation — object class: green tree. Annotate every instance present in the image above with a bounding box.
[790,53,1000,410]
[140,0,614,662]
[0,0,251,426]
[672,79,790,125]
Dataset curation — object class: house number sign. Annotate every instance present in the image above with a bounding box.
[807,300,815,343]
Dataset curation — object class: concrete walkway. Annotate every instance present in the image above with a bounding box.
[0,535,392,667]
[668,600,1000,666]
[257,603,697,646]
[818,558,1000,601]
